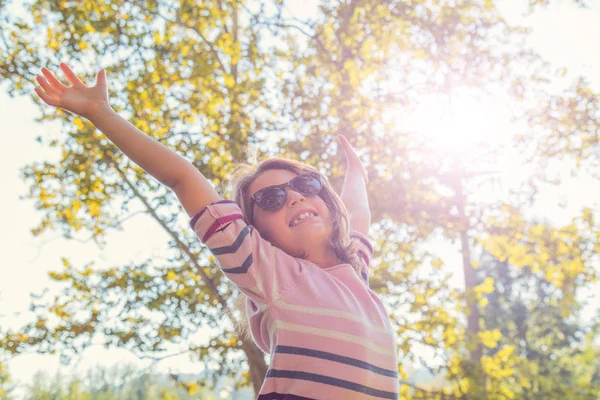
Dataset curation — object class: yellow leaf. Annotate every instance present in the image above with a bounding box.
[88,201,101,217]
[398,365,408,380]
[479,329,502,348]
[481,277,495,294]
[166,270,177,281]
[225,74,235,88]
[72,199,82,212]
[153,31,162,45]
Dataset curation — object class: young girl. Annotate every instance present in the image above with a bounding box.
[34,64,399,399]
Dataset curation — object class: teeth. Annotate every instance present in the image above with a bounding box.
[290,212,315,227]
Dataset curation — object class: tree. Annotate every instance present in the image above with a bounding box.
[472,206,599,399]
[1,0,276,393]
[267,0,600,396]
[22,364,234,400]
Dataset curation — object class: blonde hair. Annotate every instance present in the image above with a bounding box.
[226,157,362,341]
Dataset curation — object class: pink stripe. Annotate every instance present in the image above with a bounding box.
[189,200,237,229]
[202,213,243,242]
[275,334,396,372]
[273,316,396,362]
[264,376,370,399]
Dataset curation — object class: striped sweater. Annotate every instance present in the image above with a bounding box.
[189,200,399,399]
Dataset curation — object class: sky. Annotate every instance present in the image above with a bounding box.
[1,0,599,395]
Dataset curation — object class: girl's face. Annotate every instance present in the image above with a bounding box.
[247,169,333,258]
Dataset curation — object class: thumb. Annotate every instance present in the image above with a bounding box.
[96,69,107,87]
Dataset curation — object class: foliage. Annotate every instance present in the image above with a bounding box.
[517,77,600,179]
[470,207,600,399]
[0,361,13,400]
[22,365,242,400]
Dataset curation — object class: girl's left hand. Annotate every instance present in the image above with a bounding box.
[337,134,369,184]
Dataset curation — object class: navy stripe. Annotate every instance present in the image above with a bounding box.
[189,199,237,229]
[257,393,316,400]
[189,208,207,229]
[215,222,233,233]
[361,271,369,284]
[210,225,251,255]
[266,370,398,399]
[274,345,397,378]
[221,253,253,274]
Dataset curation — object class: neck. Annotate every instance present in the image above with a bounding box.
[307,243,340,269]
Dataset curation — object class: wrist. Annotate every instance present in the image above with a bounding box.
[345,166,369,184]
[86,103,115,125]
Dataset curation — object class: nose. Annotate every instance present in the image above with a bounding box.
[286,187,305,206]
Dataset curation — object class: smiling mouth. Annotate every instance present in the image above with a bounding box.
[289,211,318,227]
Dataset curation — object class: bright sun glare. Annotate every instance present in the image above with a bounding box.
[398,90,514,154]
[385,88,523,202]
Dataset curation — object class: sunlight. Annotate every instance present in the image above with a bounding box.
[384,87,524,204]
[401,90,513,154]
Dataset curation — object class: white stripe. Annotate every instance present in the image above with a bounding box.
[272,321,394,355]
[245,286,262,298]
[271,248,278,303]
[273,298,391,335]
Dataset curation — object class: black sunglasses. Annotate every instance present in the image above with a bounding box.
[248,173,323,223]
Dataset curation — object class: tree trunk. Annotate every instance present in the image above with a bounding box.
[241,341,268,395]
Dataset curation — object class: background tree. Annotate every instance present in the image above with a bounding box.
[471,206,599,399]
[23,364,239,400]
[262,0,595,396]
[1,0,277,393]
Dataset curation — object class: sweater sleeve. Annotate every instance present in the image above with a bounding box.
[189,200,306,305]
[350,230,375,286]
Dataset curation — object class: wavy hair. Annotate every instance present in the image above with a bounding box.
[225,157,362,341]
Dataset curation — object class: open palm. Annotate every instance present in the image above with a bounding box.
[34,63,109,121]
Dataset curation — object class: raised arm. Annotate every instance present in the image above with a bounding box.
[34,63,221,217]
[337,135,371,236]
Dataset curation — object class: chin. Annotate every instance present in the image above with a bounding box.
[297,225,332,244]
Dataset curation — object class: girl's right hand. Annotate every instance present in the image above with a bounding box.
[34,63,111,121]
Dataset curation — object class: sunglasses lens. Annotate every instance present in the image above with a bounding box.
[293,174,321,195]
[253,174,322,212]
[255,187,286,210]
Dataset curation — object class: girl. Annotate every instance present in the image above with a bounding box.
[34,63,399,399]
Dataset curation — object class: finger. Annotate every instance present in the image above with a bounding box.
[34,87,60,107]
[95,69,107,87]
[41,68,67,92]
[337,135,369,183]
[36,76,61,98]
[59,62,86,87]
[337,134,348,155]
[337,134,358,161]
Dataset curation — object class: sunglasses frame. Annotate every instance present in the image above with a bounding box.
[248,172,323,224]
